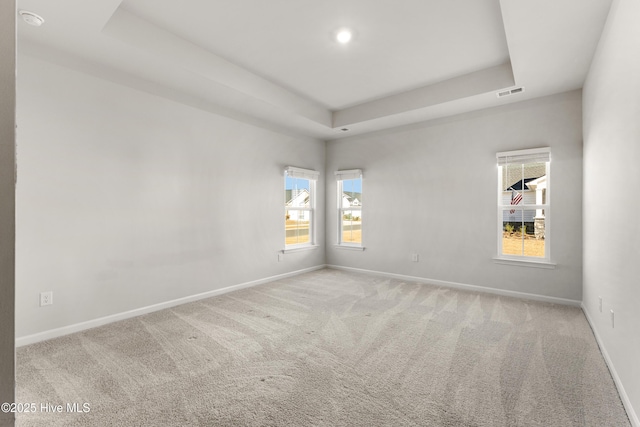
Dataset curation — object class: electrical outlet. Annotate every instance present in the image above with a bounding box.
[411,253,419,262]
[40,291,53,307]
[610,310,615,328]
[598,296,602,312]
[278,252,284,262]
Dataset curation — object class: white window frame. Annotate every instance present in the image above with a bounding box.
[284,166,318,251]
[496,147,553,266]
[336,169,364,249]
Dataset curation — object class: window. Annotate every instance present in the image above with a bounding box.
[336,169,363,247]
[497,148,550,262]
[284,166,318,248]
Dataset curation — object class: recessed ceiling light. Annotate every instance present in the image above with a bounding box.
[336,29,352,44]
[19,10,45,27]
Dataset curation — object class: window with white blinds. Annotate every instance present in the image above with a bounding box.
[496,148,550,262]
[336,169,363,247]
[285,166,318,248]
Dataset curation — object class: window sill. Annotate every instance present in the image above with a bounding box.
[493,257,556,269]
[334,245,365,251]
[282,245,320,254]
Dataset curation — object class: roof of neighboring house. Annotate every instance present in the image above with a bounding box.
[285,188,309,205]
[342,192,362,201]
[506,176,544,191]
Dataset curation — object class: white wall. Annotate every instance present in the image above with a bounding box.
[1,2,16,426]
[16,53,325,339]
[583,0,640,424]
[326,90,583,301]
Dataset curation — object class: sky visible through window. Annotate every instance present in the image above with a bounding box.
[342,179,362,194]
[285,177,362,193]
[285,176,310,192]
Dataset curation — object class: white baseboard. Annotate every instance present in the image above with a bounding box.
[16,265,326,348]
[582,304,639,427]
[326,264,582,307]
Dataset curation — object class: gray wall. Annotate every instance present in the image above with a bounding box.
[16,53,325,339]
[0,2,16,426]
[583,0,640,423]
[326,90,583,301]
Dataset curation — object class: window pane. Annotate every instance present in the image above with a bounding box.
[285,176,310,208]
[502,209,545,257]
[341,210,362,244]
[501,162,546,206]
[340,178,362,208]
[285,210,310,245]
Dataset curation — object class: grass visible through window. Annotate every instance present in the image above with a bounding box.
[502,233,544,257]
[285,219,310,245]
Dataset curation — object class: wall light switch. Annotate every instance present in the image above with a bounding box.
[411,253,419,262]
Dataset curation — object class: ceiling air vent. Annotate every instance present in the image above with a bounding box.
[497,87,525,98]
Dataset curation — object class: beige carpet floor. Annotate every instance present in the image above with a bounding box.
[16,268,630,426]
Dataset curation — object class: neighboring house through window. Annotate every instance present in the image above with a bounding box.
[497,148,550,262]
[336,169,363,247]
[285,166,318,248]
